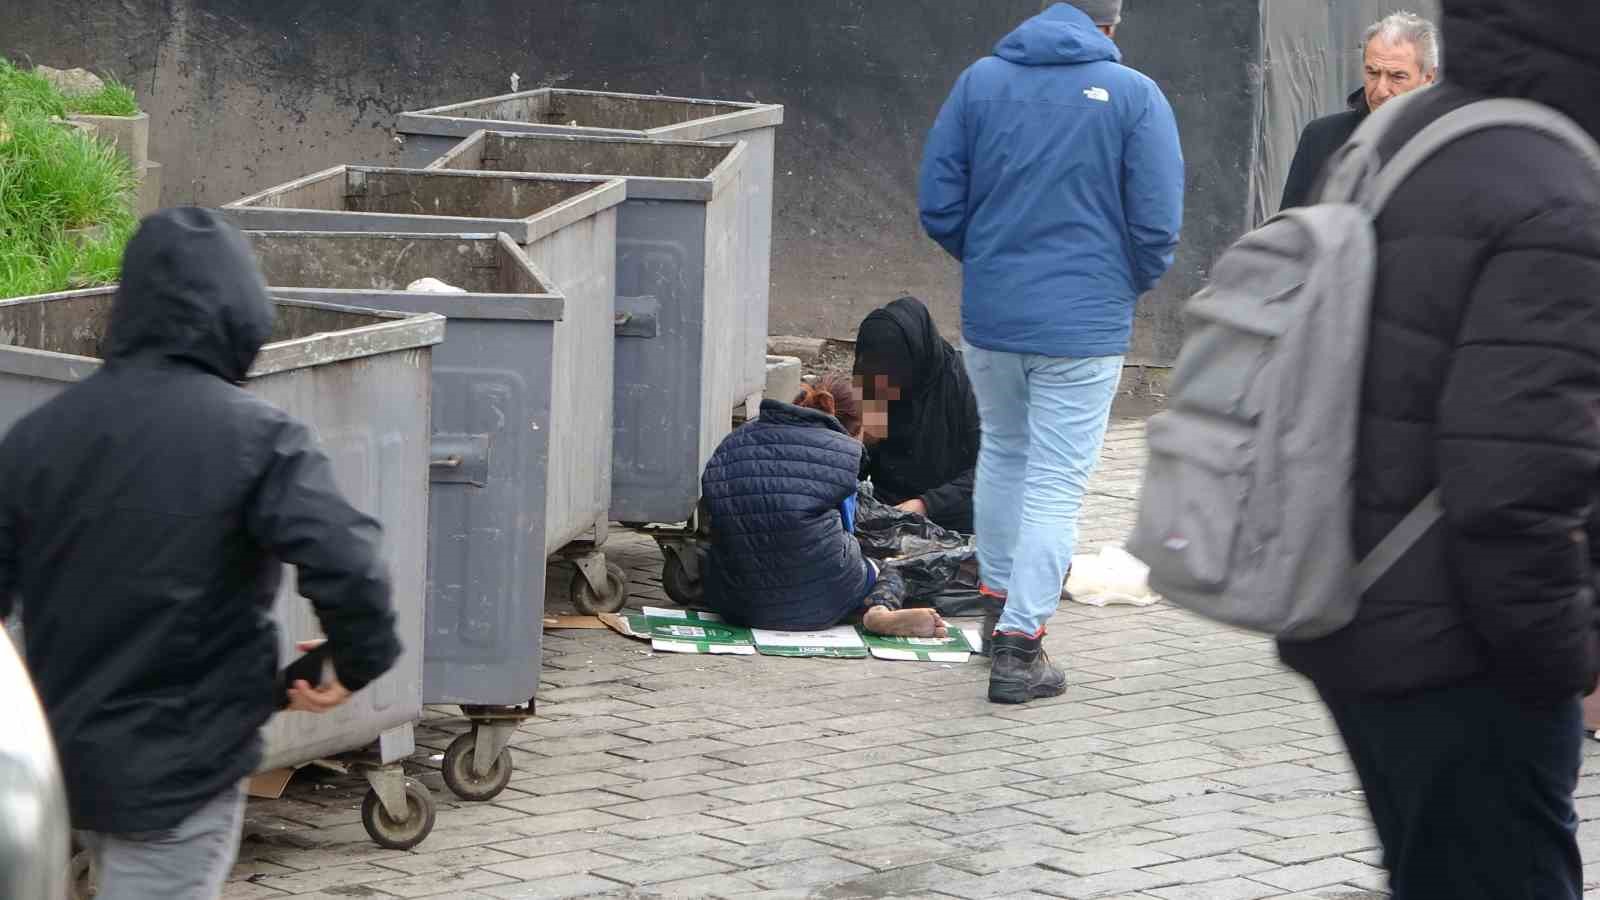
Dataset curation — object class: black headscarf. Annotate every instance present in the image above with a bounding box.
[853,297,980,534]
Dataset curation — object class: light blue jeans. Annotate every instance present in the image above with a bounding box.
[963,347,1123,635]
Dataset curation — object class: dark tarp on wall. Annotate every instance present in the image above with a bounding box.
[4,1,1436,366]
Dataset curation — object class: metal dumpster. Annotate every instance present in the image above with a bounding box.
[0,286,444,851]
[427,131,752,530]
[245,230,606,802]
[396,89,782,410]
[218,167,629,611]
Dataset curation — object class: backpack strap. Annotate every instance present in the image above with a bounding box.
[1354,489,1442,594]
[1366,98,1600,211]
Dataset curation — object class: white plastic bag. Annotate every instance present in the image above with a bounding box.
[1066,546,1161,607]
[406,277,467,294]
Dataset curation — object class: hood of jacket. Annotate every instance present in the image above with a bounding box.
[105,208,275,382]
[1443,0,1600,139]
[995,3,1122,67]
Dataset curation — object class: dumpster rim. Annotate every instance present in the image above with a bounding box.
[425,129,749,203]
[406,85,781,119]
[222,166,628,245]
[0,285,446,383]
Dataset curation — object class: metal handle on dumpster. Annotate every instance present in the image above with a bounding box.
[615,296,661,339]
[429,434,491,487]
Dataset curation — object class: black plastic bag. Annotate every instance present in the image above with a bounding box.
[855,483,985,617]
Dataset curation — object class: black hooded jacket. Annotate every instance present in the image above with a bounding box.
[853,297,980,534]
[1279,0,1600,699]
[1281,88,1370,211]
[0,209,400,833]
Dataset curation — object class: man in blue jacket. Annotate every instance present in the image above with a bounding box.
[919,0,1183,704]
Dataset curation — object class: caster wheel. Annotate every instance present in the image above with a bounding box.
[69,846,96,899]
[570,562,628,614]
[662,551,703,608]
[361,780,436,850]
[442,731,513,801]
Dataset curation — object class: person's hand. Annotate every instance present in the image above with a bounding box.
[285,639,352,714]
[896,498,929,517]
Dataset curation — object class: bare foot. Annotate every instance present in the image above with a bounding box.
[863,607,949,639]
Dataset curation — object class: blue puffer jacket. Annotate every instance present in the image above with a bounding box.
[919,3,1186,358]
[701,401,872,630]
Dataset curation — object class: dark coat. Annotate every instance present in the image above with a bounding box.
[1279,0,1600,699]
[701,401,872,630]
[0,209,401,833]
[1280,88,1369,211]
[854,297,980,534]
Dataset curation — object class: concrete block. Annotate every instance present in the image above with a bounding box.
[765,354,802,404]
[767,335,826,363]
[70,112,149,169]
[136,160,162,216]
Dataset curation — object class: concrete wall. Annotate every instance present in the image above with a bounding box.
[4,1,1428,364]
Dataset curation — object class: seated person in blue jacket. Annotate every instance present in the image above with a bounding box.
[854,296,980,535]
[701,372,949,638]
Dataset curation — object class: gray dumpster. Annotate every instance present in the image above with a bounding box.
[218,167,629,608]
[397,89,782,409]
[244,230,611,802]
[427,131,752,528]
[0,286,443,851]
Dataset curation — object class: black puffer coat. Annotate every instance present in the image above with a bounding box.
[1280,88,1369,212]
[701,401,872,630]
[1280,0,1600,699]
[0,209,400,833]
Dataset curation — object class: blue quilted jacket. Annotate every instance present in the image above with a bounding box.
[701,401,872,630]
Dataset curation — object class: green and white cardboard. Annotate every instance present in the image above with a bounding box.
[861,625,977,662]
[751,626,869,659]
[620,607,756,655]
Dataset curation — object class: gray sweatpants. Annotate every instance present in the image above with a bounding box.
[79,784,247,900]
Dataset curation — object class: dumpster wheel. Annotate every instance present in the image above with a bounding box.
[361,779,436,850]
[570,561,629,614]
[661,547,704,608]
[442,731,513,801]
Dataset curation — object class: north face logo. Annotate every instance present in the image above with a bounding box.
[1084,87,1110,102]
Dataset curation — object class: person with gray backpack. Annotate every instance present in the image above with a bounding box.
[1129,1,1600,895]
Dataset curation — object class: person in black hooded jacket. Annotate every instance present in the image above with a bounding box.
[1276,2,1600,896]
[852,296,980,535]
[0,209,400,899]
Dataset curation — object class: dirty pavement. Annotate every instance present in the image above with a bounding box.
[217,415,1600,900]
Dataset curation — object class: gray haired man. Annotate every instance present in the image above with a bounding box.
[1280,10,1440,209]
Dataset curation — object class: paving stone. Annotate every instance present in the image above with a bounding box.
[1141,828,1279,860]
[1143,877,1279,900]
[603,772,736,800]
[704,838,839,868]
[742,856,874,890]
[366,867,518,898]
[1244,832,1379,866]
[708,817,843,845]
[1248,857,1387,893]
[483,850,623,881]
[837,838,965,870]
[812,823,952,851]
[591,853,736,886]
[482,874,628,899]
[591,832,740,863]
[1141,852,1281,883]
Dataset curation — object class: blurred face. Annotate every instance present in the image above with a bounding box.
[856,374,899,444]
[1364,37,1434,111]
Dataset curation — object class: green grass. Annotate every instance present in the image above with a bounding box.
[0,56,141,299]
[66,80,140,118]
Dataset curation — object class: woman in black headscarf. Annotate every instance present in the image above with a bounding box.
[853,296,981,534]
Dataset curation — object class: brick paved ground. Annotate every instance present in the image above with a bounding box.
[223,416,1600,899]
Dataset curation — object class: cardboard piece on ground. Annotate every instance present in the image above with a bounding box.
[247,767,297,799]
[544,615,608,630]
[752,625,869,658]
[861,625,976,662]
[615,606,757,655]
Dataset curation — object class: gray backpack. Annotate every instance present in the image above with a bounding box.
[1127,90,1600,640]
